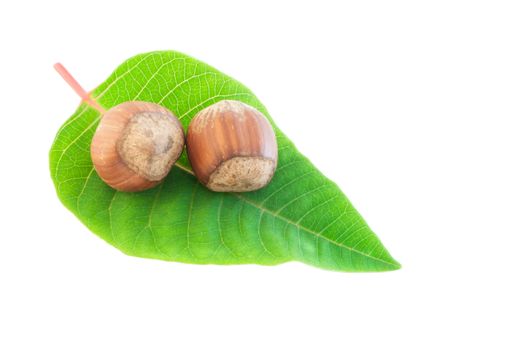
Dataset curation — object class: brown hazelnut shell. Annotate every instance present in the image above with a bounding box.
[91,101,184,192]
[186,100,278,192]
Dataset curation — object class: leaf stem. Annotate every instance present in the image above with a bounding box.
[54,63,106,114]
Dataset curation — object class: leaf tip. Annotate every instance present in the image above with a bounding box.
[378,256,402,272]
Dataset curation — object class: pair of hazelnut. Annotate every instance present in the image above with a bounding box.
[91,100,278,193]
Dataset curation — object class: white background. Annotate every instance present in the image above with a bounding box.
[1,1,526,349]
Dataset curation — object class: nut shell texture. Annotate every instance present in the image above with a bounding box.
[187,100,278,192]
[91,101,184,192]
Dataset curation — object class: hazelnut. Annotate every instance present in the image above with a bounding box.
[91,101,185,192]
[186,100,278,192]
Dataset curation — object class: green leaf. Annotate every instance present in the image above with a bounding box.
[50,51,400,272]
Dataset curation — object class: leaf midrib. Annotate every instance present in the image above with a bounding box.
[172,163,398,268]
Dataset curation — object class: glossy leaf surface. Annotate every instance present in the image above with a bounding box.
[50,51,400,272]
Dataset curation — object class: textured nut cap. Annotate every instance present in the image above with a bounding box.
[186,100,278,192]
[91,101,184,192]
